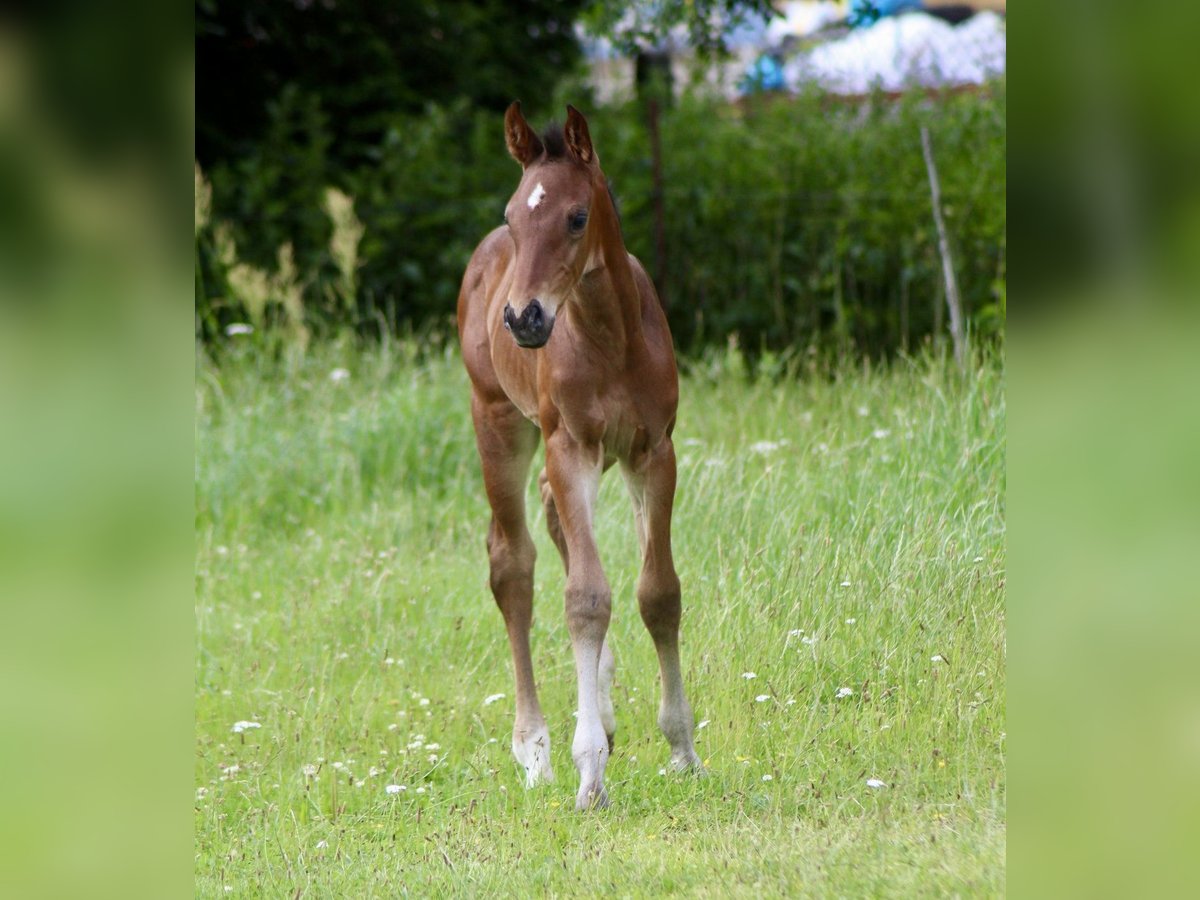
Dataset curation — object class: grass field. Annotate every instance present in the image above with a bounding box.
[195,337,1006,896]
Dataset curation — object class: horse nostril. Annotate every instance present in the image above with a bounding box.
[525,300,543,329]
[503,304,516,331]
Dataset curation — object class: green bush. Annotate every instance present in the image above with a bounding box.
[197,85,1005,356]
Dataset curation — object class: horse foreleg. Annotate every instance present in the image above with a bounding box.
[472,394,553,787]
[545,431,612,809]
[541,465,616,751]
[624,440,702,772]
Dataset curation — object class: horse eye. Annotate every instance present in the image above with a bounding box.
[569,211,588,234]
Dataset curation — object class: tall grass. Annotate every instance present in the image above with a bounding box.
[195,338,1005,896]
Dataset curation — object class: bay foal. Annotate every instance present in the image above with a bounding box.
[457,103,702,809]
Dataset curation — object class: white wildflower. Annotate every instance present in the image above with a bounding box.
[836,687,854,698]
[872,428,891,439]
[755,694,771,703]
[845,618,857,624]
[302,764,319,777]
[742,671,757,680]
[231,720,261,733]
[419,698,430,707]
[788,629,805,637]
[866,778,887,789]
[697,720,710,730]
[329,367,350,383]
[225,323,253,336]
[931,654,945,663]
[856,406,869,417]
[424,743,440,751]
[385,784,405,794]
[196,787,209,800]
[750,440,783,455]
[801,635,817,645]
[762,774,773,782]
[840,580,851,587]
[483,693,506,706]
[315,840,328,849]
[415,787,426,794]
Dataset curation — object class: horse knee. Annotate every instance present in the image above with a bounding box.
[564,581,611,641]
[637,573,681,643]
[487,530,535,599]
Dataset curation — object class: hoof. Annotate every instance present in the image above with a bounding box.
[513,724,554,788]
[670,749,705,773]
[575,784,610,811]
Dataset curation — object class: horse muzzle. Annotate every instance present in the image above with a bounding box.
[503,299,555,349]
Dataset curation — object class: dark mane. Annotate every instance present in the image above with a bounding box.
[540,122,567,159]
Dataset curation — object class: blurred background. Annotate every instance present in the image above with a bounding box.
[195,0,1005,358]
[4,0,1200,895]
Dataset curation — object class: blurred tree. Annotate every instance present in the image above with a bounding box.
[196,0,588,171]
[578,0,776,56]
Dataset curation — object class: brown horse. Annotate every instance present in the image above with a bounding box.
[457,103,702,809]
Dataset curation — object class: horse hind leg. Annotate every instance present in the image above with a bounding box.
[541,466,616,751]
[623,444,702,772]
[473,395,553,787]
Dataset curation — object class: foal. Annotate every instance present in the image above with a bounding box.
[457,103,702,809]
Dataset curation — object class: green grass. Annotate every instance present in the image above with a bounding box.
[195,337,1005,897]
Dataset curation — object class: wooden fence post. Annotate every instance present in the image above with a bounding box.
[920,125,966,371]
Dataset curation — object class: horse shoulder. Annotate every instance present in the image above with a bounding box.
[459,226,515,401]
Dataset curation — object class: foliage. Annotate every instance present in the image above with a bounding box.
[196,0,588,169]
[195,339,1006,894]
[197,85,1005,358]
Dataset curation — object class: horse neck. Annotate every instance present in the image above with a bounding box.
[569,180,643,360]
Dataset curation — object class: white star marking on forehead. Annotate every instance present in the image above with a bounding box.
[527,182,546,210]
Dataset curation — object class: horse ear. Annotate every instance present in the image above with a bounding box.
[504,101,543,168]
[564,105,595,165]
